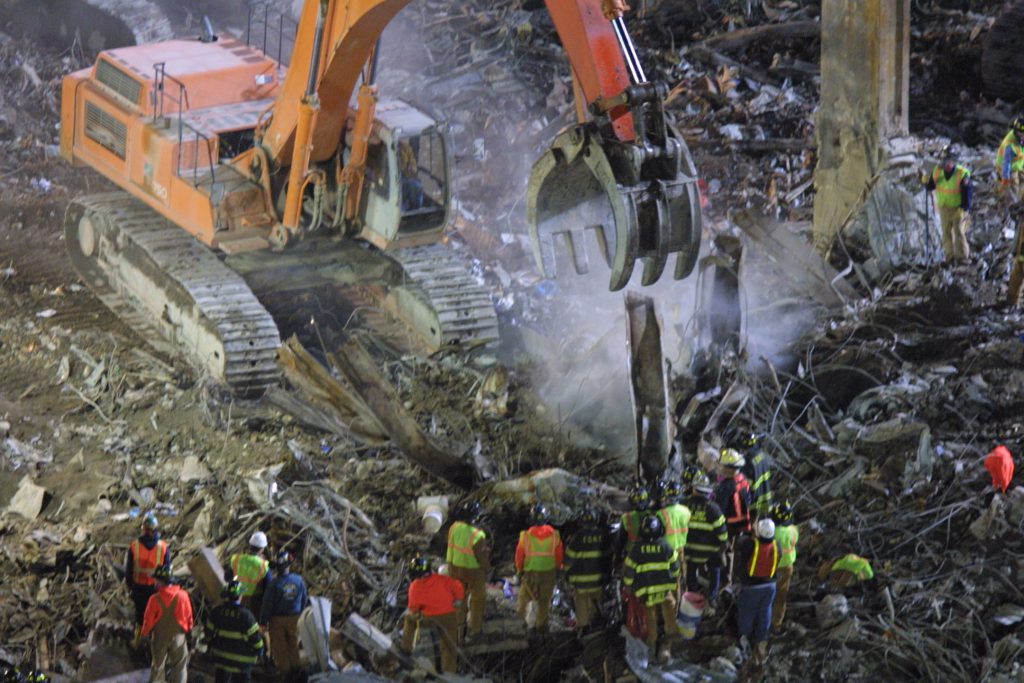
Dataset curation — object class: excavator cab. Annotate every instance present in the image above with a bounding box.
[355,101,451,250]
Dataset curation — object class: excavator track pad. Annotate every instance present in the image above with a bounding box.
[528,122,703,291]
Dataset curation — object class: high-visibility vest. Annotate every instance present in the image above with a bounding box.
[446,521,486,569]
[832,554,874,581]
[775,524,799,569]
[997,130,1024,177]
[230,554,269,597]
[658,504,691,552]
[723,474,751,532]
[748,539,779,579]
[131,539,168,586]
[620,510,643,556]
[521,528,559,572]
[932,165,969,208]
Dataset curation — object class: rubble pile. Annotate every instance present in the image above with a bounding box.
[1,0,1024,682]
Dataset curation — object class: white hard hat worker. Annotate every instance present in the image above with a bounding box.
[248,531,268,550]
[755,518,775,540]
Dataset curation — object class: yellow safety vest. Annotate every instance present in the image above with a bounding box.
[775,524,799,569]
[446,521,486,569]
[832,554,874,581]
[230,553,269,597]
[932,165,969,208]
[997,130,1024,178]
[521,529,559,572]
[658,504,690,552]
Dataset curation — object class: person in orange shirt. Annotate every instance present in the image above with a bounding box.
[125,513,170,649]
[141,565,194,683]
[514,503,564,633]
[400,556,464,673]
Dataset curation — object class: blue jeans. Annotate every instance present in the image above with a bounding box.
[737,582,776,643]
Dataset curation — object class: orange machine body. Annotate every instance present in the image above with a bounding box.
[61,37,282,250]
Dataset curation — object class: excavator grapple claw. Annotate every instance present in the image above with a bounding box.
[527,124,703,291]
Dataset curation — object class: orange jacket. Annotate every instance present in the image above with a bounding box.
[408,573,465,617]
[514,524,564,572]
[986,445,1015,493]
[141,585,194,636]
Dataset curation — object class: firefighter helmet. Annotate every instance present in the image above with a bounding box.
[408,555,432,579]
[639,514,665,540]
[720,448,746,468]
[628,485,651,511]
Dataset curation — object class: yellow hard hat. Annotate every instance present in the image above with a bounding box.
[720,448,746,468]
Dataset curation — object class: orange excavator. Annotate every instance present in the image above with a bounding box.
[60,0,702,394]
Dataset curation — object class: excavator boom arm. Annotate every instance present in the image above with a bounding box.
[260,0,638,165]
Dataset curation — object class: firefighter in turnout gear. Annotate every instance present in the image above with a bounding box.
[653,479,690,601]
[515,503,564,632]
[227,531,272,617]
[446,501,491,640]
[924,143,973,263]
[771,501,799,630]
[565,507,613,629]
[684,472,728,600]
[401,556,464,674]
[205,580,264,683]
[619,485,651,561]
[740,434,773,517]
[126,512,170,650]
[141,564,194,683]
[622,514,681,663]
[735,519,779,672]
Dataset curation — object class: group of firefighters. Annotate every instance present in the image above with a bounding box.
[124,522,309,682]
[923,116,1024,306]
[401,435,877,675]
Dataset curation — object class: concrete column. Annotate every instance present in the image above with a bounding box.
[812,0,910,250]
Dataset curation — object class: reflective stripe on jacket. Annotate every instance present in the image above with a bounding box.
[775,524,799,569]
[932,165,970,208]
[205,602,263,672]
[748,452,773,513]
[446,521,486,569]
[622,539,680,606]
[131,539,168,587]
[566,529,612,590]
[748,539,779,579]
[684,497,727,563]
[231,554,269,597]
[658,504,691,552]
[520,527,561,572]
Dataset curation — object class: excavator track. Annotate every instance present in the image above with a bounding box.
[390,244,500,347]
[65,192,281,396]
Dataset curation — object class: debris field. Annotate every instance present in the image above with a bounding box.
[1,1,1024,682]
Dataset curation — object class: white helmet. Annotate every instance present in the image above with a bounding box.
[248,531,268,549]
[755,519,775,540]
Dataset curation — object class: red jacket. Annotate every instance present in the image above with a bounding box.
[514,524,564,572]
[985,445,1015,493]
[141,585,194,636]
[408,573,465,617]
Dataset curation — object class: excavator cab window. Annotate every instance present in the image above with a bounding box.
[397,130,447,234]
